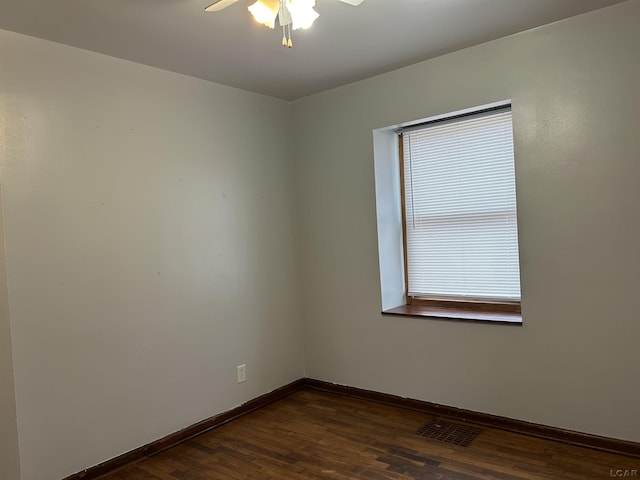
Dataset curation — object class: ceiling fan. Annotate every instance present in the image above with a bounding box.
[205,0,365,47]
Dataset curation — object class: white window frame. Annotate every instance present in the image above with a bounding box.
[373,101,522,324]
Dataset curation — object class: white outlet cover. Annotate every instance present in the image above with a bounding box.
[237,364,246,383]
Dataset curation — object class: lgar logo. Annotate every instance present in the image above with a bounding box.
[611,470,639,477]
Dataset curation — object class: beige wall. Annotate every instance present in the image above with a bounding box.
[292,0,640,443]
[0,189,21,480]
[0,31,303,480]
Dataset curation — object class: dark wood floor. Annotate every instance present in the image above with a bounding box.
[100,389,638,479]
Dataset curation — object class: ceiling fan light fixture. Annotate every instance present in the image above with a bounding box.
[206,0,362,48]
[248,0,280,28]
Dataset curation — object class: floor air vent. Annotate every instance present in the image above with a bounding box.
[416,419,482,447]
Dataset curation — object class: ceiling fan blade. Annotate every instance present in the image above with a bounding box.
[336,0,364,5]
[205,0,240,12]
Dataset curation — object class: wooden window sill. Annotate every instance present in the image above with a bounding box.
[383,304,522,325]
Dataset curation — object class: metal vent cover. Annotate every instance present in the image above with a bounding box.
[416,419,482,447]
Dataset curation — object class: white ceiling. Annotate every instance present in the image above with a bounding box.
[0,0,628,100]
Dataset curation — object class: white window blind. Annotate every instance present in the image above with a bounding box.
[402,106,521,301]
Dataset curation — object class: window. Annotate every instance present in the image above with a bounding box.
[390,104,521,323]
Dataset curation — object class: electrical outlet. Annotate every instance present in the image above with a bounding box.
[237,364,246,383]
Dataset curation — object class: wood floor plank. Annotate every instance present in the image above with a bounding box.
[98,389,639,479]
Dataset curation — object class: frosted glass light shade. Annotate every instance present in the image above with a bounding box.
[248,0,280,28]
[287,0,319,30]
